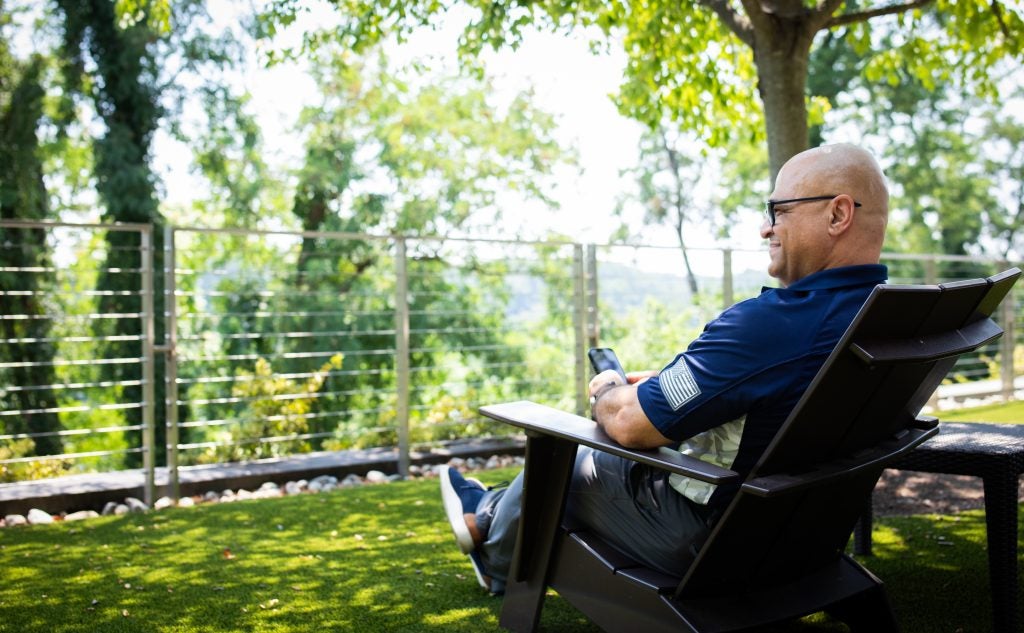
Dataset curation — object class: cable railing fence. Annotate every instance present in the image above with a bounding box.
[1,220,1021,502]
[0,220,156,501]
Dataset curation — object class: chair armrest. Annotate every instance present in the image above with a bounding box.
[741,425,939,497]
[479,401,741,486]
[912,415,938,430]
[850,318,1003,365]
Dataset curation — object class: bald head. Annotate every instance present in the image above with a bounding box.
[782,143,888,208]
[762,144,889,286]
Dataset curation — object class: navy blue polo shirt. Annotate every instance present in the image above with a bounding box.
[636,264,888,506]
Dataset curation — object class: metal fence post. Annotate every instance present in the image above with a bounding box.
[999,261,1016,401]
[163,226,180,499]
[394,237,411,478]
[573,244,587,416]
[585,244,599,350]
[139,226,156,506]
[722,248,734,310]
[925,256,938,284]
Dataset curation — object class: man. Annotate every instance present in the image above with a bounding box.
[440,143,890,593]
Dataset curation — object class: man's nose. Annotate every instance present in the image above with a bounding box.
[760,216,773,239]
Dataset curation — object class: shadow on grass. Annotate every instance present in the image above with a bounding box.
[857,510,1024,633]
[0,468,594,632]
[0,469,1019,633]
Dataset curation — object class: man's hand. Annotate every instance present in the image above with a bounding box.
[588,369,671,449]
[625,370,658,384]
[589,369,626,397]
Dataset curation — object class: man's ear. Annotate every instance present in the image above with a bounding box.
[828,195,857,236]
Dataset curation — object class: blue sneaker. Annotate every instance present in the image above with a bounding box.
[439,465,485,554]
[467,548,493,592]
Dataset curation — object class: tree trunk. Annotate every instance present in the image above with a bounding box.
[60,0,167,467]
[0,56,64,456]
[659,130,700,295]
[751,21,816,184]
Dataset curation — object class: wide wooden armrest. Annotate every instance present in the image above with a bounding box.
[479,400,741,485]
[741,425,939,497]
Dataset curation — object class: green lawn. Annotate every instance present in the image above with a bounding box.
[939,399,1024,424]
[0,467,1020,633]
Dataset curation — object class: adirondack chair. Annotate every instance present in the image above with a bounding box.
[479,267,1020,633]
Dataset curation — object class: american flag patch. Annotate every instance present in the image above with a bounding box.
[660,357,701,411]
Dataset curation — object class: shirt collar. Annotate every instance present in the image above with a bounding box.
[766,264,889,293]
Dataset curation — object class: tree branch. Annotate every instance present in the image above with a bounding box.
[807,0,849,31]
[702,0,756,47]
[991,1,1018,46]
[826,0,934,28]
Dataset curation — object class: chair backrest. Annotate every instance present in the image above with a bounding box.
[677,268,1020,596]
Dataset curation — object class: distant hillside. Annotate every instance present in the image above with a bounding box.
[503,259,772,320]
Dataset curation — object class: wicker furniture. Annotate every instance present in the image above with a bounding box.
[855,421,1024,633]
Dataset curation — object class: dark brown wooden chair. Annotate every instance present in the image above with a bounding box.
[480,267,1020,633]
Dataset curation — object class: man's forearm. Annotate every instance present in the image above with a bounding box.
[593,385,670,449]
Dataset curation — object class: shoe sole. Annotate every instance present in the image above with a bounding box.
[468,549,491,591]
[439,465,477,554]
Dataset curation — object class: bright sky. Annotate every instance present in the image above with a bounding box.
[151,2,653,246]
[7,0,762,262]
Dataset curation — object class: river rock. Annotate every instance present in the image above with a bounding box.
[65,510,99,522]
[125,497,149,513]
[26,509,53,525]
[4,514,27,527]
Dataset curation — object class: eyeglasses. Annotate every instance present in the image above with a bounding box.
[763,195,861,227]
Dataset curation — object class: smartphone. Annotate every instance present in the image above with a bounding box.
[588,347,627,382]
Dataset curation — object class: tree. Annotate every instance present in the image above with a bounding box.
[614,126,710,294]
[817,33,1024,265]
[170,47,575,456]
[981,105,1024,261]
[264,0,1023,181]
[0,18,63,456]
[56,0,166,466]
[280,52,572,446]
[52,0,246,466]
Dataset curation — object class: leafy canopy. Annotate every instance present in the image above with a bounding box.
[258,0,1021,177]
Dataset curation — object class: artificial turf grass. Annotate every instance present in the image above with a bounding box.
[867,509,1023,633]
[938,399,1024,424]
[0,467,595,633]
[0,467,1019,633]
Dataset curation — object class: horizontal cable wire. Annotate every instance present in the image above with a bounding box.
[0,289,143,297]
[176,430,343,451]
[0,266,144,274]
[2,379,143,393]
[177,408,357,429]
[0,356,143,369]
[180,386,372,408]
[175,288,392,299]
[0,312,143,321]
[178,309,395,320]
[179,406,394,430]
[0,334,143,345]
[0,424,144,441]
[181,349,393,364]
[175,367,390,386]
[178,328,397,342]
[1,401,144,417]
[0,446,144,465]
[175,325,507,344]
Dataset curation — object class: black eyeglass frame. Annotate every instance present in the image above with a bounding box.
[764,195,861,227]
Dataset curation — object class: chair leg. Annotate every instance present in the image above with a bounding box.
[853,493,874,556]
[826,584,899,633]
[498,433,578,633]
[982,472,1020,633]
